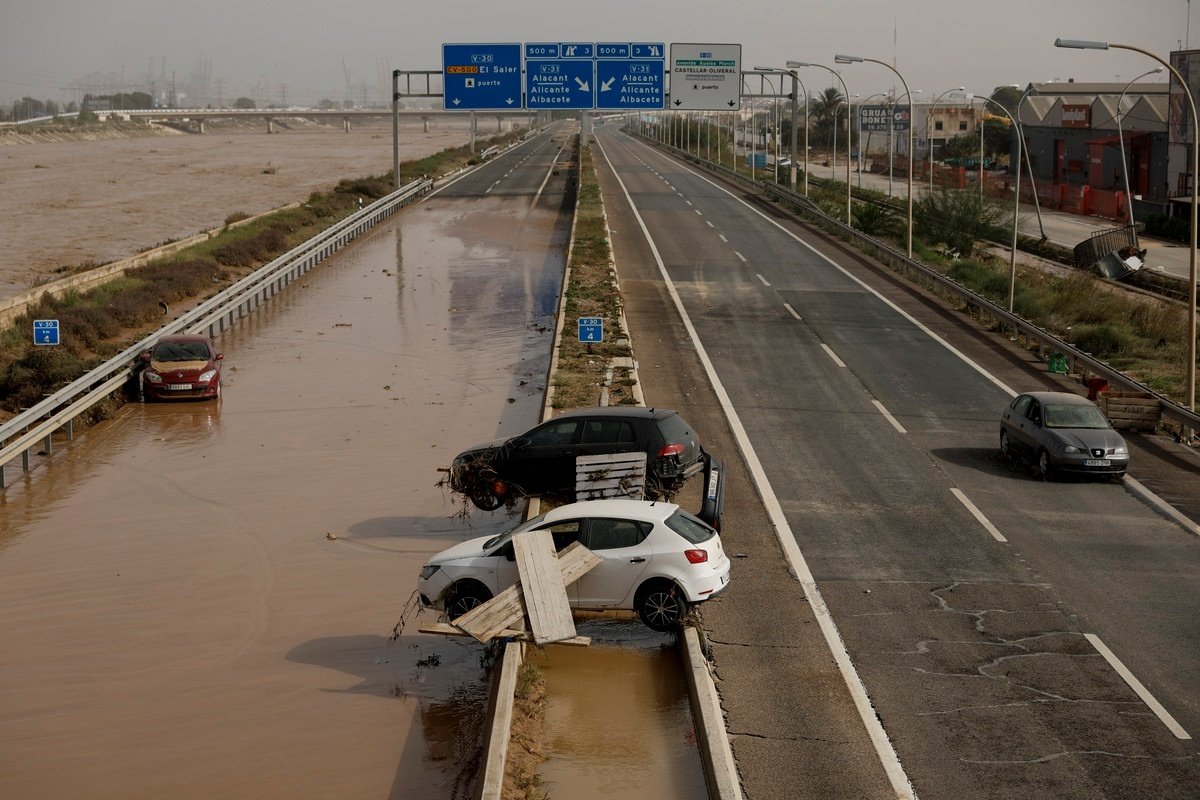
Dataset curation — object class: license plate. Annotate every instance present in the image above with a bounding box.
[720,574,728,585]
[1085,459,1111,467]
[167,383,192,391]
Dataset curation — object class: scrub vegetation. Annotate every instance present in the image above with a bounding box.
[0,132,524,419]
[503,661,550,800]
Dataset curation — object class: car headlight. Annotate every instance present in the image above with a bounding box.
[419,565,441,581]
[1061,445,1081,454]
[144,371,162,383]
[198,369,217,383]
[1114,446,1128,455]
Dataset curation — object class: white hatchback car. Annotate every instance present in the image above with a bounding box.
[417,499,731,631]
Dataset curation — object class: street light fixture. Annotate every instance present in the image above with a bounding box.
[1056,36,1198,416]
[756,66,805,194]
[857,91,890,189]
[788,60,853,224]
[837,53,917,257]
[967,92,1026,313]
[1115,67,1164,229]
[925,87,966,192]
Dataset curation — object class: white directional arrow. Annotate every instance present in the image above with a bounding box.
[452,98,461,106]
[506,98,514,105]
[574,77,590,92]
[600,78,615,92]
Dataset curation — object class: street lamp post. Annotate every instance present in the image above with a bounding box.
[789,61,853,223]
[926,87,966,193]
[753,67,803,193]
[1056,37,1198,415]
[858,91,890,189]
[970,94,1025,312]
[1115,67,1165,230]
[1015,86,1048,239]
[837,52,917,257]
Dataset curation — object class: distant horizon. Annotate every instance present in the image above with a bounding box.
[1,0,1190,109]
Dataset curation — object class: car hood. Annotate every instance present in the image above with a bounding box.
[455,436,511,458]
[426,534,494,565]
[1047,428,1125,451]
[150,359,211,374]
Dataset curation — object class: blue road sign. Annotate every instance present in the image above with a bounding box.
[559,43,595,59]
[596,59,665,110]
[525,43,559,59]
[577,317,603,343]
[526,59,595,109]
[442,43,522,111]
[631,42,665,58]
[596,43,631,58]
[33,319,60,346]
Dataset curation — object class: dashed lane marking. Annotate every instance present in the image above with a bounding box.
[871,400,907,434]
[1085,634,1191,740]
[757,273,771,287]
[820,343,846,368]
[950,488,1007,542]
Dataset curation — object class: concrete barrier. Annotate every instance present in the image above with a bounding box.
[476,641,525,800]
[681,626,744,800]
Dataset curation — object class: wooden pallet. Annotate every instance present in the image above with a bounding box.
[1099,391,1160,431]
[575,452,647,501]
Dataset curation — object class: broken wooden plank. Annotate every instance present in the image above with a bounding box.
[418,621,592,647]
[454,541,600,643]
[576,452,646,500]
[513,530,577,644]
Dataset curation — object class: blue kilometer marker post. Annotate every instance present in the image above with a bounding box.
[33,319,60,346]
[577,317,604,343]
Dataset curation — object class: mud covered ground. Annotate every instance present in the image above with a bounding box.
[0,118,474,296]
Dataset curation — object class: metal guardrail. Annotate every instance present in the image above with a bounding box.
[630,131,1200,435]
[0,178,432,487]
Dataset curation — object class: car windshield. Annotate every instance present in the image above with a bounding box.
[665,509,715,544]
[153,341,211,362]
[482,513,547,551]
[1044,403,1109,429]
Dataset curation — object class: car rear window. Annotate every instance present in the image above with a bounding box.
[665,510,715,544]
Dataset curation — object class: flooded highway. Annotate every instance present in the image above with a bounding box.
[0,132,571,799]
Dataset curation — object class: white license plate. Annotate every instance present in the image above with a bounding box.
[1085,459,1111,467]
[167,383,192,391]
[720,573,728,585]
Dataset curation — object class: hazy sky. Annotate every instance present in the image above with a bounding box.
[0,0,1187,106]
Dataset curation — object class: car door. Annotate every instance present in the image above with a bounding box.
[574,517,653,608]
[1003,394,1034,455]
[1022,398,1046,454]
[492,519,583,601]
[502,418,582,495]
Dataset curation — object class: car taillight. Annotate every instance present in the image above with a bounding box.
[659,443,685,458]
[684,549,708,564]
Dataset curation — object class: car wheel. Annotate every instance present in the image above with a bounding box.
[999,430,1012,459]
[446,582,492,620]
[636,580,687,632]
[469,484,504,511]
[1036,449,1055,482]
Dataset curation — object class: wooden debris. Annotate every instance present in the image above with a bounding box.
[513,530,576,644]
[575,452,647,501]
[417,621,591,647]
[1099,391,1160,431]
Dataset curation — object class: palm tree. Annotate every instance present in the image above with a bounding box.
[809,86,845,152]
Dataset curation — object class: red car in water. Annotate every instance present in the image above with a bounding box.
[139,334,224,401]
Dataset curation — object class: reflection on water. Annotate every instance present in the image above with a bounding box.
[135,400,223,446]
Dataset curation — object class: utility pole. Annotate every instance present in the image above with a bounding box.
[279,83,288,107]
[171,70,176,108]
[215,77,224,107]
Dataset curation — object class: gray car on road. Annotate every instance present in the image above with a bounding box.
[1000,391,1129,480]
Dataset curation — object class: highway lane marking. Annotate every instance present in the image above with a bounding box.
[950,488,1007,542]
[706,220,714,228]
[820,343,846,368]
[735,251,747,263]
[1085,634,1191,740]
[625,135,1016,398]
[783,302,802,320]
[1123,476,1200,536]
[872,400,907,434]
[530,139,568,210]
[595,133,917,800]
[425,126,554,199]
[685,199,693,205]
[695,209,703,216]
[757,273,771,287]
[718,234,728,242]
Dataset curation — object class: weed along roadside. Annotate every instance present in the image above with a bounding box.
[462,136,736,800]
[0,130,524,427]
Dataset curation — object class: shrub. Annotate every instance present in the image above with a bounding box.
[224,211,251,226]
[1070,323,1132,356]
[913,188,1005,255]
[1142,213,1189,243]
[853,201,896,237]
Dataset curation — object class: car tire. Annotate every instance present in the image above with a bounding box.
[446,581,492,620]
[1036,449,1055,482]
[999,430,1012,460]
[636,580,687,632]
[469,486,504,511]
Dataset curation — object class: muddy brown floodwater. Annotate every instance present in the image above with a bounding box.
[0,120,476,297]
[0,177,566,798]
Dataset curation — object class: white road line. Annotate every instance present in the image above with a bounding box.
[1124,476,1200,536]
[595,134,916,800]
[783,302,802,320]
[950,488,1007,542]
[872,399,907,434]
[757,273,771,287]
[718,234,728,242]
[706,220,714,228]
[735,251,747,263]
[695,209,703,216]
[820,343,847,368]
[1085,634,1191,740]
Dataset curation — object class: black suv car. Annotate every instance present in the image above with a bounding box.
[448,407,708,511]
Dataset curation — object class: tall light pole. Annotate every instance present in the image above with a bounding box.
[1056,37,1197,415]
[838,52,917,256]
[789,61,852,223]
[1115,67,1164,229]
[754,66,803,193]
[970,93,1025,313]
[1015,86,1047,239]
[925,87,965,193]
[858,91,890,189]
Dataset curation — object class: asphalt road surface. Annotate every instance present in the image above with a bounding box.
[594,122,1200,800]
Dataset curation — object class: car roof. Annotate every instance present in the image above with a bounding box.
[155,334,211,344]
[542,498,679,523]
[551,406,679,422]
[1021,391,1093,406]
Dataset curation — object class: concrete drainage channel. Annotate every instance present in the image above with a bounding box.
[471,136,741,800]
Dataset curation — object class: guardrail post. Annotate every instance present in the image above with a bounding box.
[22,448,30,472]
[0,464,5,489]
[66,420,74,441]
[43,433,52,455]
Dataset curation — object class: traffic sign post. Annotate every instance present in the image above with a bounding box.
[526,58,595,109]
[577,317,604,343]
[668,43,742,111]
[33,319,60,346]
[442,43,523,110]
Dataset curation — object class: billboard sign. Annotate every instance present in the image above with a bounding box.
[860,105,911,132]
[1061,103,1091,128]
